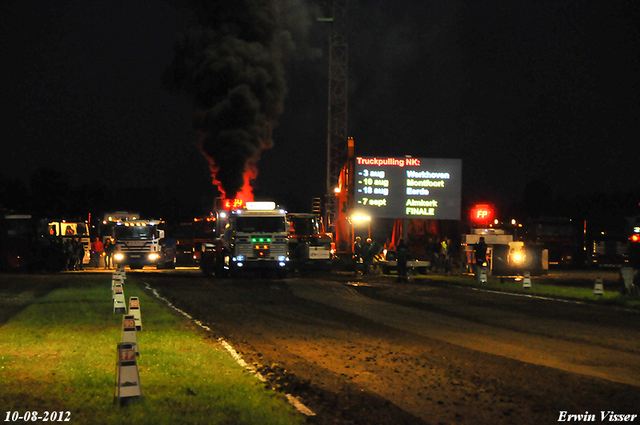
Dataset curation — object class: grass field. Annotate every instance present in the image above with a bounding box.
[0,274,305,425]
[419,273,640,309]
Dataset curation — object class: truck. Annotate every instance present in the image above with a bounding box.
[112,219,176,270]
[199,210,230,276]
[200,201,290,278]
[0,213,67,272]
[46,220,91,265]
[0,214,37,271]
[584,217,630,267]
[167,217,219,266]
[526,217,578,267]
[287,213,333,270]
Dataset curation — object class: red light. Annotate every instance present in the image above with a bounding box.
[470,204,494,225]
[631,234,640,243]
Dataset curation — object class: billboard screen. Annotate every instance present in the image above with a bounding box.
[354,157,462,220]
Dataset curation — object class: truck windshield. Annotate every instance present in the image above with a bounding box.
[76,223,89,236]
[115,226,157,240]
[235,217,285,233]
[289,217,319,236]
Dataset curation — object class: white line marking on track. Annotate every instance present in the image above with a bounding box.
[143,282,315,417]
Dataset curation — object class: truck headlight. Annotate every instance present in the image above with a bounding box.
[148,253,161,261]
[510,252,525,265]
[114,253,124,261]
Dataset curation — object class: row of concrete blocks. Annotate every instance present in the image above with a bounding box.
[111,268,144,405]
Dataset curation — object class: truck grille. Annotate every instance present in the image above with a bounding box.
[236,239,287,259]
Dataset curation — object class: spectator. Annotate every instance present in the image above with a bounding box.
[474,236,488,282]
[396,238,410,282]
[440,238,452,275]
[75,239,85,270]
[90,237,104,268]
[353,236,362,276]
[64,238,76,271]
[362,238,374,274]
[104,238,115,269]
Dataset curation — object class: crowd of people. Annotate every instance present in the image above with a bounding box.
[62,236,116,271]
[352,234,458,282]
[62,237,85,271]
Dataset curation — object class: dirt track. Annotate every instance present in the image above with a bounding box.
[143,270,640,425]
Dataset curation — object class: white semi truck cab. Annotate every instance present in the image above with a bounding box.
[227,202,290,277]
[112,219,176,270]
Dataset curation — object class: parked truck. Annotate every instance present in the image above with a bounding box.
[287,213,333,271]
[0,214,37,271]
[46,220,91,265]
[112,219,176,269]
[0,213,67,272]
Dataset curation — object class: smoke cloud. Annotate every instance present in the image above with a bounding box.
[163,0,317,200]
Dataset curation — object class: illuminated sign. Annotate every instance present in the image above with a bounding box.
[224,199,245,210]
[215,198,245,210]
[470,204,494,225]
[354,157,462,219]
[246,201,276,211]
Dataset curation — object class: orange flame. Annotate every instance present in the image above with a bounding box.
[215,165,256,209]
[233,168,255,204]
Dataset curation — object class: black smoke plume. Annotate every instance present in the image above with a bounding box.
[163,0,316,200]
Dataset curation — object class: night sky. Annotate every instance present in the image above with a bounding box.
[2,0,639,218]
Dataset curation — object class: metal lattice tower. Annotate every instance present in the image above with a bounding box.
[323,0,348,232]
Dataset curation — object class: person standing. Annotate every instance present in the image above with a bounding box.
[64,238,76,271]
[104,238,115,269]
[474,236,488,282]
[90,237,104,268]
[353,236,362,276]
[75,239,85,270]
[441,238,452,275]
[396,238,410,282]
[362,238,373,274]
